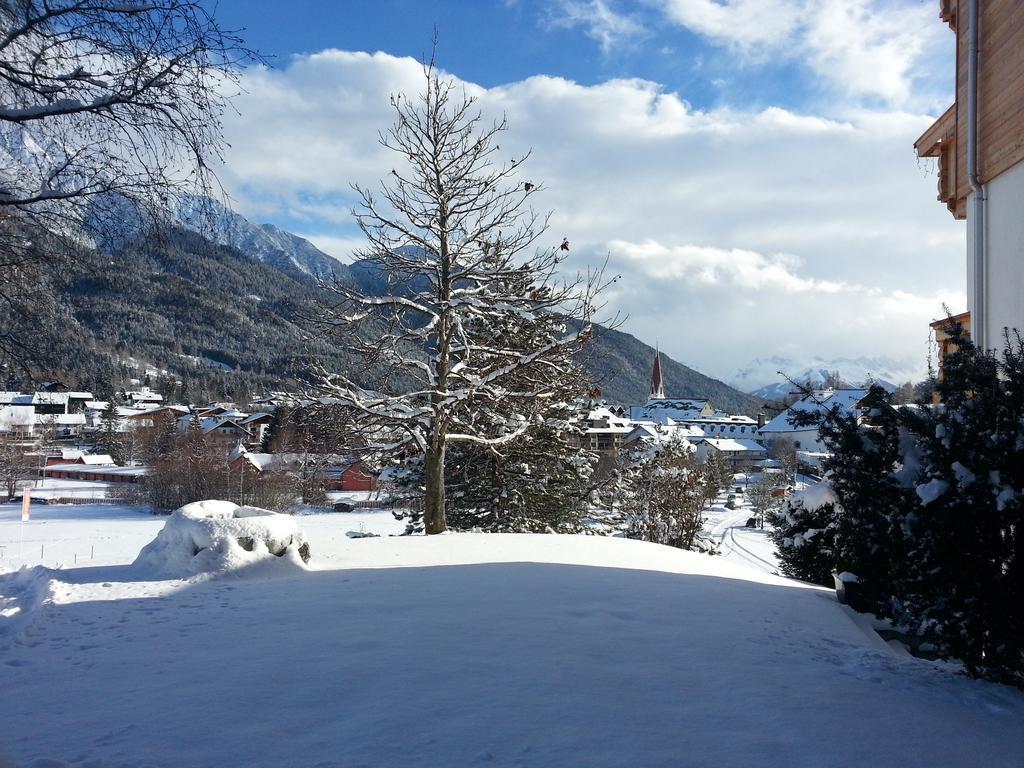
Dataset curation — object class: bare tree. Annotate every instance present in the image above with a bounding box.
[0,431,37,498]
[618,437,715,551]
[0,1,253,368]
[307,61,610,534]
[769,436,798,484]
[748,471,783,529]
[0,0,252,230]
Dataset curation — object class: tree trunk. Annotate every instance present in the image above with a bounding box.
[423,440,447,534]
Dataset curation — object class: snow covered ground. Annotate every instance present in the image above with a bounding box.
[2,504,1023,767]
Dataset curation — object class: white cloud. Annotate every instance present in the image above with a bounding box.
[654,0,950,108]
[545,0,647,53]
[219,51,965,381]
[299,234,366,263]
[659,0,800,48]
[606,238,963,378]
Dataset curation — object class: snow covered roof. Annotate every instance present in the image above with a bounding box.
[32,392,69,405]
[0,392,32,406]
[623,421,704,446]
[79,454,115,466]
[0,405,35,429]
[759,389,869,434]
[628,398,713,423]
[36,413,86,426]
[685,413,758,425]
[585,424,634,435]
[240,412,273,425]
[124,405,190,419]
[697,438,767,454]
[126,388,163,402]
[202,417,253,435]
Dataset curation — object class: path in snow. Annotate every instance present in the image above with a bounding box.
[705,493,780,575]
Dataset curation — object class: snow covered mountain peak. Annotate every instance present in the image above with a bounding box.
[728,355,925,400]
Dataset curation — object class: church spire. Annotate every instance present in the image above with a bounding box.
[650,345,665,400]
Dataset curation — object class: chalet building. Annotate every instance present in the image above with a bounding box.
[693,438,767,471]
[121,405,190,430]
[323,462,380,492]
[239,412,274,446]
[915,0,1024,351]
[124,387,163,408]
[758,389,870,453]
[228,448,379,492]
[582,406,635,454]
[675,415,759,438]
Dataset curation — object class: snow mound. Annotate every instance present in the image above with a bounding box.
[132,500,311,579]
[0,566,57,647]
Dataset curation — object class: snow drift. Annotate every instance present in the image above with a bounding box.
[133,500,310,579]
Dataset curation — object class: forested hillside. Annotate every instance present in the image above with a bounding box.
[9,225,760,412]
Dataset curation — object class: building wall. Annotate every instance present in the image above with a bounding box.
[966,162,1024,348]
[759,429,823,453]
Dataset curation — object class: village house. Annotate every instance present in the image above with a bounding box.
[124,387,163,408]
[581,406,635,455]
[228,447,379,492]
[757,389,870,453]
[693,437,768,472]
[41,463,148,484]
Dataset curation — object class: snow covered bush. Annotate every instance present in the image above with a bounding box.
[142,418,300,513]
[893,327,1024,684]
[767,482,838,586]
[778,327,1024,685]
[133,500,311,579]
[617,435,716,552]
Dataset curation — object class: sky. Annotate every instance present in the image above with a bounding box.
[208,0,964,384]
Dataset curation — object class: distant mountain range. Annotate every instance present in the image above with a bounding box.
[22,195,762,413]
[168,195,342,280]
[728,356,925,401]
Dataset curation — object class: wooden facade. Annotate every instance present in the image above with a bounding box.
[930,311,972,383]
[914,0,1024,219]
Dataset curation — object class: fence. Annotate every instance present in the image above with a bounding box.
[1,495,120,505]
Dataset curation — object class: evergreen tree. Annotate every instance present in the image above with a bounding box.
[443,403,597,533]
[767,484,839,586]
[704,452,734,496]
[897,327,1024,683]
[818,386,911,611]
[96,399,124,464]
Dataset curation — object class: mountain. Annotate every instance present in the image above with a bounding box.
[167,195,344,280]
[729,355,924,401]
[584,324,763,414]
[18,206,759,413]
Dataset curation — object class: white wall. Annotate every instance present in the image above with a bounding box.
[968,161,1024,350]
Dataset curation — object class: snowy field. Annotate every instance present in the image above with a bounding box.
[2,504,1024,767]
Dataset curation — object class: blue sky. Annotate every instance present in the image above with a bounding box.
[216,0,939,114]
[209,0,963,384]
